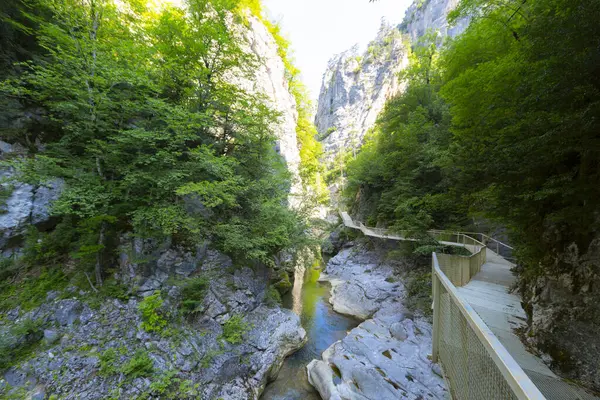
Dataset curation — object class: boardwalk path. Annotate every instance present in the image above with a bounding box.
[340,211,598,400]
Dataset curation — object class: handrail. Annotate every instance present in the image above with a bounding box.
[451,231,513,249]
[343,212,486,251]
[432,253,545,399]
[340,210,513,260]
[435,243,487,286]
[429,229,515,260]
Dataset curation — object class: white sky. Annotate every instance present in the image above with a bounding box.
[263,0,412,101]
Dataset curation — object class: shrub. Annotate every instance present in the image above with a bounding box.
[405,271,433,317]
[318,126,337,141]
[0,318,43,371]
[138,292,167,333]
[179,276,209,316]
[265,286,282,307]
[98,348,119,377]
[100,279,130,301]
[220,315,249,345]
[120,349,153,378]
[0,268,68,311]
[0,256,19,281]
[200,348,224,368]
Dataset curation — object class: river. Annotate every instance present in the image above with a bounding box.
[261,257,360,399]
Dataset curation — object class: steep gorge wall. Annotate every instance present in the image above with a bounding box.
[314,22,408,164]
[400,0,469,42]
[0,12,308,400]
[315,0,600,393]
[238,15,302,204]
[314,0,468,165]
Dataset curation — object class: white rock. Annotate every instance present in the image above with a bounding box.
[308,244,449,399]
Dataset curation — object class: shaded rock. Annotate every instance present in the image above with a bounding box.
[322,225,345,256]
[43,329,59,345]
[53,300,84,326]
[320,247,402,320]
[307,360,342,400]
[0,141,64,248]
[389,322,408,341]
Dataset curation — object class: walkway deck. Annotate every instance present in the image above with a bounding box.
[340,211,599,400]
[459,250,598,399]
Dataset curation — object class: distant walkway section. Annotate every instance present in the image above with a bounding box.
[339,211,599,400]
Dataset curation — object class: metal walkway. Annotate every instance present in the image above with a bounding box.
[459,250,598,400]
[339,211,599,400]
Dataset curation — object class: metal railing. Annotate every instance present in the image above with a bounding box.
[436,245,487,287]
[432,252,545,399]
[437,230,515,261]
[340,212,506,258]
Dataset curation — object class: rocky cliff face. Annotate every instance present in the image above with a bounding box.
[238,14,302,205]
[314,0,469,165]
[0,141,63,253]
[314,22,408,163]
[400,0,470,43]
[521,238,600,391]
[1,243,306,400]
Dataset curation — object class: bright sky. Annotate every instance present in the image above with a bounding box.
[263,0,413,100]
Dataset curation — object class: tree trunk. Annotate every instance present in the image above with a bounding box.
[95,221,105,287]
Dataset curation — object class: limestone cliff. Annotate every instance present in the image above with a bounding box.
[314,0,469,165]
[237,14,302,205]
[400,0,470,42]
[314,22,408,164]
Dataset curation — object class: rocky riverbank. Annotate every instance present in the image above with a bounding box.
[307,241,449,399]
[0,247,306,400]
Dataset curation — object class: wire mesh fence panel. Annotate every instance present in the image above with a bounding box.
[439,284,519,400]
[525,369,600,400]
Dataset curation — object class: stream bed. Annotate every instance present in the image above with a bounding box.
[261,259,360,399]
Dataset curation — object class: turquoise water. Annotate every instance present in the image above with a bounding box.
[261,261,360,400]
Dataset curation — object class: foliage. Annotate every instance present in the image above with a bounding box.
[440,0,600,281]
[0,267,67,311]
[354,0,600,305]
[200,348,224,368]
[98,279,130,301]
[138,292,167,334]
[98,347,118,377]
[179,276,209,316]
[220,314,249,344]
[345,32,469,236]
[405,271,432,317]
[0,318,43,371]
[146,370,200,399]
[0,0,310,286]
[265,285,282,307]
[0,184,13,214]
[318,126,337,141]
[120,349,153,379]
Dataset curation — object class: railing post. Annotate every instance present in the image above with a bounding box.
[432,257,441,363]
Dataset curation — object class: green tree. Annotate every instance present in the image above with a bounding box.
[0,0,308,284]
[345,33,468,233]
[441,0,600,277]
